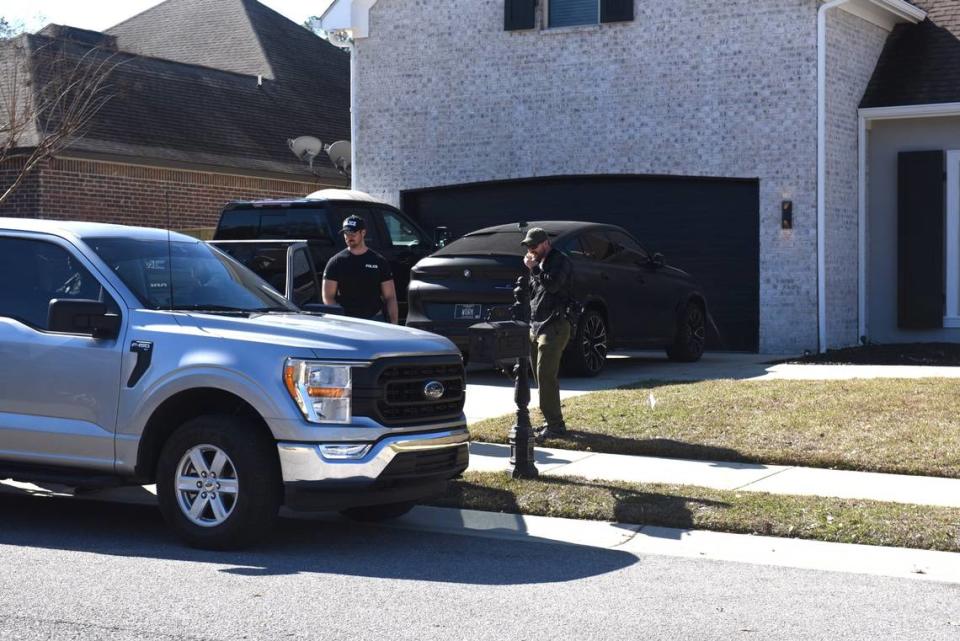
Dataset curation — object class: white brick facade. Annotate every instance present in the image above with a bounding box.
[347,0,892,353]
[824,10,888,348]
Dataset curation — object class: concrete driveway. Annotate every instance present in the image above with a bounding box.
[463,350,960,423]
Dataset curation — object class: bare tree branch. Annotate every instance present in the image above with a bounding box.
[0,32,126,207]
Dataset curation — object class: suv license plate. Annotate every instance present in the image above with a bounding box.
[454,304,482,320]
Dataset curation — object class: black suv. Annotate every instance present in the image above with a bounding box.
[213,190,437,316]
[406,221,710,376]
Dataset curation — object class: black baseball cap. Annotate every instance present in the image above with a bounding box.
[520,227,549,247]
[341,215,365,233]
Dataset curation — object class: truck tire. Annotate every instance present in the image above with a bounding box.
[156,415,281,550]
[340,501,416,522]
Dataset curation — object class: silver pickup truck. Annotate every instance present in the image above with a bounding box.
[0,218,469,549]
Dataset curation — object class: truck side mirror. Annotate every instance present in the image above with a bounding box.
[48,299,121,338]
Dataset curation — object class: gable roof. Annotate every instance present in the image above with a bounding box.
[15,0,351,180]
[861,0,960,107]
[107,0,274,78]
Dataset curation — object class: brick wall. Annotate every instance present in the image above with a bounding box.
[0,158,41,217]
[0,156,345,231]
[824,10,888,348]
[352,0,824,353]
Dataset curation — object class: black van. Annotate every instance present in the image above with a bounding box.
[213,190,437,316]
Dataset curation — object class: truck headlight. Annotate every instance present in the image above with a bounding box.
[283,359,352,424]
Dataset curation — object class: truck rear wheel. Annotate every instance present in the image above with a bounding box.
[340,501,416,522]
[157,415,281,550]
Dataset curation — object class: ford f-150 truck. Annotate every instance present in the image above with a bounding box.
[0,218,468,549]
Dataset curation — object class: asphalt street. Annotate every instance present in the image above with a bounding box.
[1,492,958,641]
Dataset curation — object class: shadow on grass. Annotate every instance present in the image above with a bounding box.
[433,476,729,540]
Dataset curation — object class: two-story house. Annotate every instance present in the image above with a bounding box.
[321,0,958,355]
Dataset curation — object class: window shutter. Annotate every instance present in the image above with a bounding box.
[601,0,634,23]
[505,0,536,30]
[897,150,945,329]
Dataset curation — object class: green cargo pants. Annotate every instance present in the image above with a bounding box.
[529,319,571,428]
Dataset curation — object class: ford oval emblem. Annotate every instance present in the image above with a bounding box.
[423,380,445,401]
[463,269,472,279]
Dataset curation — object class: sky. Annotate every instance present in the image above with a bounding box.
[0,0,336,33]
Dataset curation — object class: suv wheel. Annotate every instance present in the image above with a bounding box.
[340,501,416,522]
[157,415,281,550]
[666,301,706,362]
[561,309,608,377]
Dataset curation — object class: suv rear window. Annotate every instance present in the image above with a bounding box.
[216,207,334,243]
[435,230,557,257]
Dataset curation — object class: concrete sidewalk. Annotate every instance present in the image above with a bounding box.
[468,442,960,508]
[386,506,960,584]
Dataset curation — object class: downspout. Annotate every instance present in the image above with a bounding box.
[350,43,357,190]
[817,0,851,353]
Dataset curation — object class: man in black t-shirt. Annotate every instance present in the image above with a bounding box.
[322,215,398,323]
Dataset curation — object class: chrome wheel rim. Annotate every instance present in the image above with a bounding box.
[581,315,608,373]
[175,444,239,528]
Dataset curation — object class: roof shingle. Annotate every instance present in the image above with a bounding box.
[861,0,960,108]
[23,0,351,179]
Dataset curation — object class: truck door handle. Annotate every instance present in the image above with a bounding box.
[600,273,610,281]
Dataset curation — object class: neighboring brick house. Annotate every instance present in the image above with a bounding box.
[0,0,351,236]
[320,0,955,354]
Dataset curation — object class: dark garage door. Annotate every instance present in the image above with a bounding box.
[402,175,759,352]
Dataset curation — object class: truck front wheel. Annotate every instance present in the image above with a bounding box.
[157,415,281,550]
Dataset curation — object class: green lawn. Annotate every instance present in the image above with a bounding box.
[429,472,960,552]
[468,378,960,477]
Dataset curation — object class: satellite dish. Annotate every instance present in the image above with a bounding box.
[287,136,324,168]
[325,140,352,175]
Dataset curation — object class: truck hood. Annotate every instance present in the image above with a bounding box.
[179,312,460,360]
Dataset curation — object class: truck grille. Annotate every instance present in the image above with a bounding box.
[379,445,469,481]
[352,356,465,427]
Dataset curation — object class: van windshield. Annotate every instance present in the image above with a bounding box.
[87,237,297,313]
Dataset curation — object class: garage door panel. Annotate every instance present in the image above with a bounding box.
[402,175,759,352]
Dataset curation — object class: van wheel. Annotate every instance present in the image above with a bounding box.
[561,310,607,377]
[156,415,281,550]
[340,501,416,522]
[666,301,706,362]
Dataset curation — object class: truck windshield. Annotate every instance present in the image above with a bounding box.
[86,237,298,313]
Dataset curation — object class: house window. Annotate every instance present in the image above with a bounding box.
[505,0,633,31]
[549,0,599,28]
[546,0,634,28]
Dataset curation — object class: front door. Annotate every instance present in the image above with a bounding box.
[0,235,124,470]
